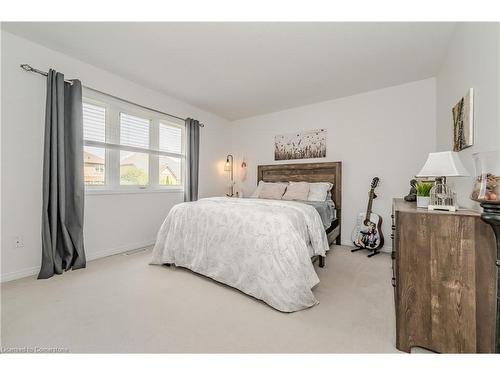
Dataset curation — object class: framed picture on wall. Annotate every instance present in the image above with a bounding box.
[452,88,474,152]
[274,129,327,161]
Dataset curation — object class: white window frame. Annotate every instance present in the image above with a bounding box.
[83,89,185,195]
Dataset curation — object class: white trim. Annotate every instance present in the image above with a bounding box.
[85,187,183,196]
[84,141,185,159]
[85,240,155,262]
[380,246,391,254]
[0,266,40,283]
[0,240,155,283]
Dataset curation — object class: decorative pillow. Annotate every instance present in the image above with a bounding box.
[326,191,333,201]
[250,180,265,198]
[282,181,310,201]
[258,182,288,200]
[307,182,333,201]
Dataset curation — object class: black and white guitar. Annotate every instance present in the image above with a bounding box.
[351,177,384,257]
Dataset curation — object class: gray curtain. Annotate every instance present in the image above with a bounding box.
[39,69,86,279]
[184,118,200,202]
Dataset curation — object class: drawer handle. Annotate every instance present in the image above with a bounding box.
[391,214,394,219]
[391,225,396,231]
[391,277,396,287]
[391,251,396,260]
[390,234,394,239]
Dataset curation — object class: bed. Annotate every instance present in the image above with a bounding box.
[257,162,342,264]
[151,161,342,312]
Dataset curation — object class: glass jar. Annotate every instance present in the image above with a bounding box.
[471,151,500,203]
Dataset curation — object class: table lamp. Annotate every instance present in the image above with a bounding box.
[416,151,469,211]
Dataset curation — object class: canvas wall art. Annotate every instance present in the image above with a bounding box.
[274,129,327,161]
[452,88,474,152]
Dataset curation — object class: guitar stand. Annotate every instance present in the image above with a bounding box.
[351,247,381,257]
[367,250,380,258]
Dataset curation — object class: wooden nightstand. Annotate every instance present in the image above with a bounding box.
[392,198,496,353]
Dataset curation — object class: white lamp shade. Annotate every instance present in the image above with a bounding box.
[416,151,470,177]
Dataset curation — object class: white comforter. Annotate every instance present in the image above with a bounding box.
[150,197,329,312]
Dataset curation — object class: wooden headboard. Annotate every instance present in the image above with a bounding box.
[257,161,342,222]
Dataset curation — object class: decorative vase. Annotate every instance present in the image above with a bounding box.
[471,151,500,203]
[416,196,430,208]
[471,151,500,353]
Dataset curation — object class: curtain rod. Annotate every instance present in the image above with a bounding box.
[20,64,205,127]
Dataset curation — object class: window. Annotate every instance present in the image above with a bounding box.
[118,113,150,185]
[120,113,150,148]
[120,151,149,185]
[82,93,185,193]
[84,146,105,185]
[83,102,106,185]
[159,122,183,186]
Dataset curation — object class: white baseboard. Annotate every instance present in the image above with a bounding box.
[85,240,155,262]
[0,266,41,283]
[0,240,155,283]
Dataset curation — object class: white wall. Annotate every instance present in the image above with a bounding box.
[230,78,437,249]
[436,23,500,209]
[1,32,231,281]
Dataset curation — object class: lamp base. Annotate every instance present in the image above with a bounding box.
[428,204,456,212]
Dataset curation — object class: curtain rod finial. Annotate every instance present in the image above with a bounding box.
[20,64,33,72]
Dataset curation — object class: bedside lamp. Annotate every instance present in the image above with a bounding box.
[224,154,234,197]
[416,151,469,211]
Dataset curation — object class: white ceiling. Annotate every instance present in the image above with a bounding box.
[3,22,456,120]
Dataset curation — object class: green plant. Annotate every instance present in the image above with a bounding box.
[120,166,148,185]
[416,181,433,197]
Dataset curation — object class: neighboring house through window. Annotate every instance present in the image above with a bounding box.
[83,150,105,185]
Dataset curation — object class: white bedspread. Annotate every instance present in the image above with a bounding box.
[150,197,329,312]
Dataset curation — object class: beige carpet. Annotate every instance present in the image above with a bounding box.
[1,245,401,353]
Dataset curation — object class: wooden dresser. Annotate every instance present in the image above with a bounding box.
[392,198,496,353]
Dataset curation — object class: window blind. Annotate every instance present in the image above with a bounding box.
[83,102,106,142]
[159,122,182,154]
[120,113,150,149]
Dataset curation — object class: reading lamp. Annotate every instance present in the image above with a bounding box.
[224,154,234,197]
[416,151,469,211]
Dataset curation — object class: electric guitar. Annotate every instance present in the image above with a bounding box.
[351,177,384,257]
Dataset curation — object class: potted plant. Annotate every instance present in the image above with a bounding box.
[416,181,433,208]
